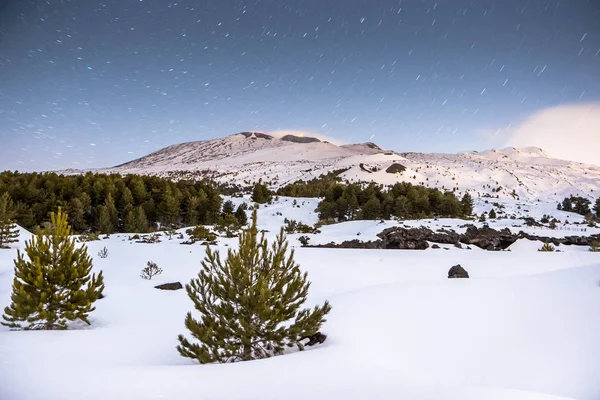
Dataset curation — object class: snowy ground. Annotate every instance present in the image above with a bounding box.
[1,197,599,400]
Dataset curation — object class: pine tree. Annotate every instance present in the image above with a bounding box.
[104,193,118,231]
[159,189,180,227]
[234,203,248,226]
[460,192,474,217]
[594,198,600,218]
[251,181,272,204]
[177,210,331,363]
[361,196,382,220]
[222,200,235,216]
[489,208,497,219]
[2,208,104,330]
[68,197,87,232]
[185,196,201,226]
[95,205,113,234]
[123,209,137,233]
[134,206,149,233]
[0,193,19,248]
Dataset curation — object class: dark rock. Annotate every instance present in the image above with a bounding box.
[448,264,469,279]
[300,332,327,347]
[460,225,516,251]
[431,244,440,249]
[365,142,382,150]
[154,282,183,291]
[308,224,600,252]
[385,163,407,174]
[240,131,273,140]
[280,134,321,143]
[310,239,383,249]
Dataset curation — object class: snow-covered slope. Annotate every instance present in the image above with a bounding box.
[59,132,600,205]
[1,199,599,400]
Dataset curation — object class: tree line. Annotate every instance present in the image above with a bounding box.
[558,195,600,219]
[275,173,473,221]
[0,171,222,234]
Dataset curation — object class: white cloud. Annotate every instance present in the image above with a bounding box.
[505,103,600,165]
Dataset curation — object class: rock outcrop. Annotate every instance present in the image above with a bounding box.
[309,224,600,251]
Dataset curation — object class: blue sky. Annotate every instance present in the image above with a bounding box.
[0,0,599,170]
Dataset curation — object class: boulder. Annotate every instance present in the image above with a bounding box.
[448,264,469,279]
[154,282,183,291]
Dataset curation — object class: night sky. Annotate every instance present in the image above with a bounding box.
[1,0,599,171]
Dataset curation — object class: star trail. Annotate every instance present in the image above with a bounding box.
[0,0,599,170]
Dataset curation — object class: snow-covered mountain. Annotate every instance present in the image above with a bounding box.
[66,131,600,203]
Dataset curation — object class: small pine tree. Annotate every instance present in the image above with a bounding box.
[235,203,248,226]
[2,208,104,330]
[177,210,331,363]
[0,192,20,248]
[594,198,600,219]
[489,209,497,219]
[538,243,555,252]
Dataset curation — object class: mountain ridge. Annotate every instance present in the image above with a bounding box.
[58,131,600,204]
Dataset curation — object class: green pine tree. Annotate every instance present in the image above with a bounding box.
[123,209,137,233]
[68,197,87,232]
[222,200,235,216]
[460,192,474,217]
[177,210,331,363]
[251,181,272,204]
[0,192,20,248]
[134,206,149,233]
[185,196,201,226]
[234,203,248,226]
[2,208,104,330]
[594,198,600,219]
[95,205,113,234]
[104,193,118,231]
[489,208,497,219]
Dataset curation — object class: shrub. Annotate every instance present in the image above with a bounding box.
[590,241,600,252]
[538,243,555,252]
[298,236,310,246]
[140,261,163,280]
[98,246,109,258]
[78,232,100,242]
[186,226,217,242]
[283,218,315,234]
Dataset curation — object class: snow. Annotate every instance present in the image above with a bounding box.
[1,198,599,400]
[55,133,600,215]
